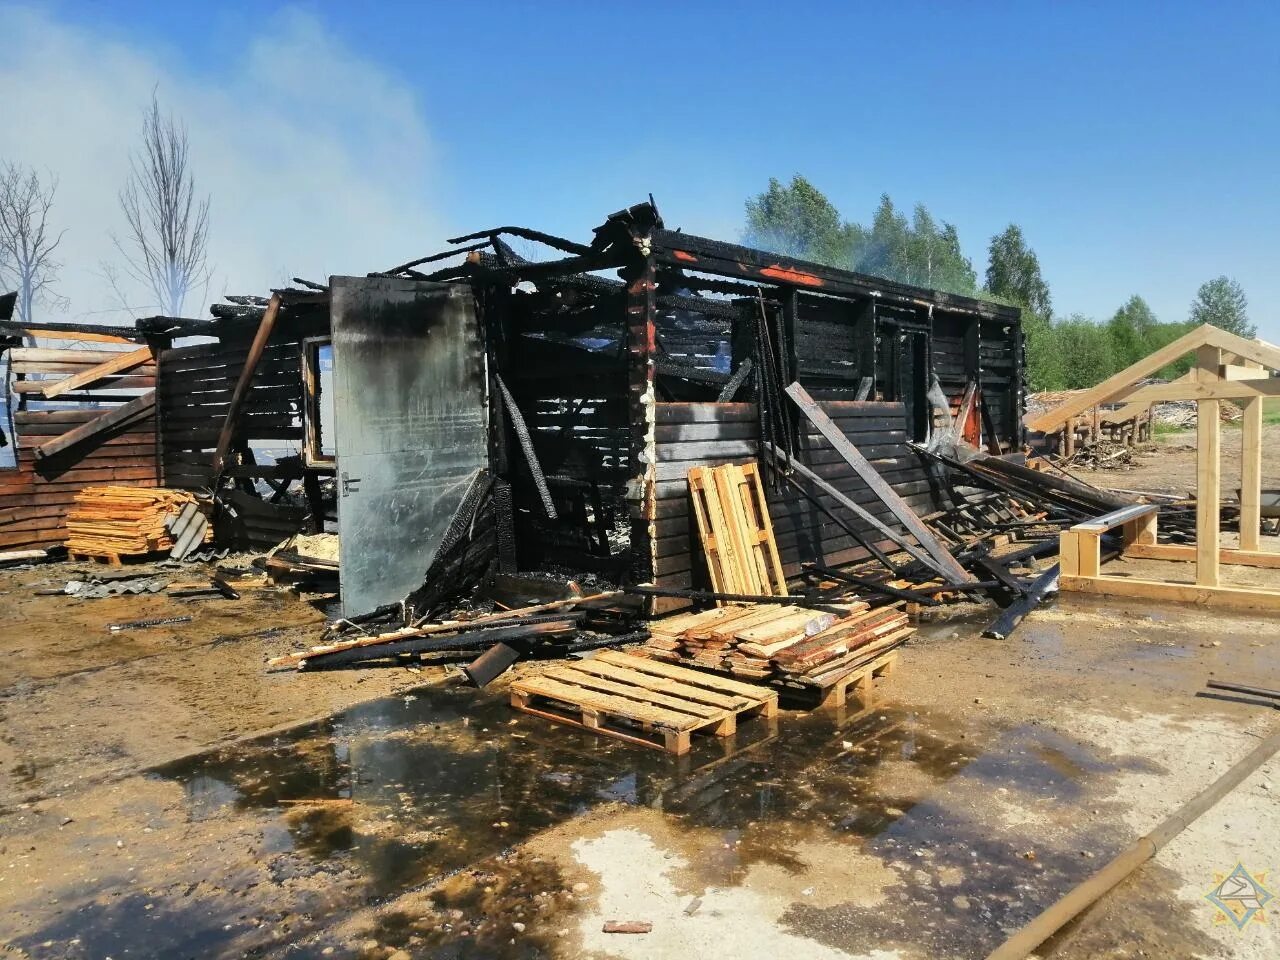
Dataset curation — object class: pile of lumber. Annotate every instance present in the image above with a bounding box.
[65,486,209,560]
[644,602,913,693]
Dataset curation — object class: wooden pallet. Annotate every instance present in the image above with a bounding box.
[687,462,786,602]
[509,650,778,755]
[796,649,900,710]
[69,549,130,567]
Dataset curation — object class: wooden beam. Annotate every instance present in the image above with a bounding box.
[1027,324,1219,431]
[33,391,156,459]
[1060,574,1280,613]
[762,442,953,581]
[21,328,135,345]
[1100,372,1193,425]
[1115,377,1280,404]
[39,345,153,399]
[1195,344,1221,587]
[1026,324,1280,432]
[210,293,281,477]
[785,381,974,584]
[1240,359,1264,552]
[1122,543,1280,569]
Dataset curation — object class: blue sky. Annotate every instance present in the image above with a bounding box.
[4,1,1278,341]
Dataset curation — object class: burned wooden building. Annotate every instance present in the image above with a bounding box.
[0,200,1024,619]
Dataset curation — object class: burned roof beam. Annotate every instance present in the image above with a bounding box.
[380,241,493,276]
[446,226,592,257]
[649,230,1019,321]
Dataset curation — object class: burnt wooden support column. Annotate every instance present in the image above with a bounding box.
[853,301,877,392]
[148,333,172,487]
[963,317,981,443]
[623,253,658,609]
[780,288,799,387]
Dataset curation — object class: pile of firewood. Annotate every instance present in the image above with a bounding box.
[65,486,209,559]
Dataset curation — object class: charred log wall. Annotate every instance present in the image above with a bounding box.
[158,310,325,490]
[649,400,933,614]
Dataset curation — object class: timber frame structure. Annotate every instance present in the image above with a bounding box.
[1032,323,1280,611]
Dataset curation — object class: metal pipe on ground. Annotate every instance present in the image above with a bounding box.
[986,725,1280,960]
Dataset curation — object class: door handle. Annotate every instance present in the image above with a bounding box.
[340,472,362,497]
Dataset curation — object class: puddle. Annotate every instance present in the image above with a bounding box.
[15,674,1163,959]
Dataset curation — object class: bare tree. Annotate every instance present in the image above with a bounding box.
[113,95,210,317]
[0,163,65,325]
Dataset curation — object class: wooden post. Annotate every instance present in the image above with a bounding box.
[1238,360,1264,552]
[211,294,282,478]
[1059,530,1080,576]
[1078,531,1101,578]
[1123,511,1158,549]
[1195,344,1221,587]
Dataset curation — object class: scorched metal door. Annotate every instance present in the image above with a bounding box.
[329,277,487,615]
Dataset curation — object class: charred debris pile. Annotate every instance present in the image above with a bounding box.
[1,198,1143,691]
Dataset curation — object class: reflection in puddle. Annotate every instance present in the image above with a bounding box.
[22,675,1150,959]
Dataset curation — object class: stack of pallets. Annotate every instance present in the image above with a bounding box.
[645,602,913,707]
[65,486,209,564]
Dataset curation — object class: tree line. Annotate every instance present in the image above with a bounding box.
[0,94,209,328]
[744,175,1256,392]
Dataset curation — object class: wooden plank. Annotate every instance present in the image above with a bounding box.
[9,347,152,365]
[512,675,704,730]
[785,381,972,585]
[40,345,153,399]
[1073,503,1159,532]
[1122,543,1280,569]
[593,650,770,699]
[1117,377,1280,403]
[13,376,155,393]
[34,392,157,460]
[19,327,136,344]
[649,606,753,640]
[566,660,749,711]
[1060,575,1280,612]
[699,604,802,642]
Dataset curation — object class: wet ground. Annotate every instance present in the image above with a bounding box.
[1,561,1278,958]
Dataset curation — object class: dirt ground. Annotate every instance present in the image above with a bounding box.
[0,550,1278,959]
[1075,422,1280,498]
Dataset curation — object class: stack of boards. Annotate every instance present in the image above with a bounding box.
[65,486,210,563]
[644,602,913,703]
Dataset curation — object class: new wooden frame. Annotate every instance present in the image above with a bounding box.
[1043,327,1279,612]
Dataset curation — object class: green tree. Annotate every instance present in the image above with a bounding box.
[1054,314,1117,389]
[1022,311,1065,391]
[984,225,1051,320]
[1106,295,1158,369]
[857,194,910,280]
[901,204,978,292]
[938,222,978,293]
[1189,276,1254,338]
[744,175,851,265]
[742,178,979,296]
